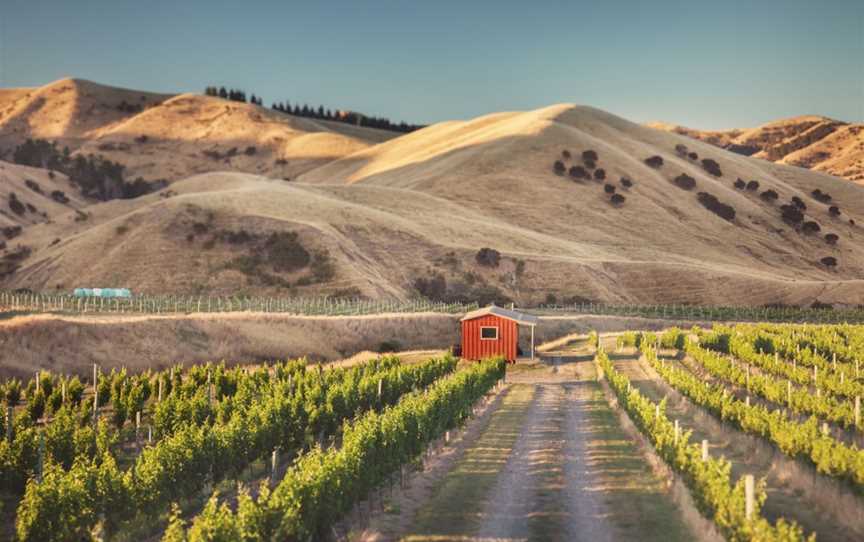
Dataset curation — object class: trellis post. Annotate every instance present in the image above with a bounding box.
[744,475,755,520]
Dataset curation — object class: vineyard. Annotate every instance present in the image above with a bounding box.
[1,323,864,540]
[4,290,864,324]
[0,291,477,317]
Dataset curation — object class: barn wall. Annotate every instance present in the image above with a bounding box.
[461,315,517,361]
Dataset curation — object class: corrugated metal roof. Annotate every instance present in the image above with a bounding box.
[460,305,539,325]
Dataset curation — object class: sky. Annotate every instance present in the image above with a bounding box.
[1,0,862,129]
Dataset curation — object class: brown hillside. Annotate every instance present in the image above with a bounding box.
[0,78,397,183]
[648,116,864,182]
[4,104,864,306]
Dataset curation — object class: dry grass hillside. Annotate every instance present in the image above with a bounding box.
[648,116,864,182]
[0,161,86,229]
[4,103,864,306]
[0,78,396,182]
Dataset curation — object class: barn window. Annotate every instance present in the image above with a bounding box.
[480,326,498,340]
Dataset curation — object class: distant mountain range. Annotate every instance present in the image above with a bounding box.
[647,116,863,183]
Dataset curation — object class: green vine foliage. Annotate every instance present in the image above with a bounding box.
[179,358,505,542]
[596,348,811,541]
[14,355,458,541]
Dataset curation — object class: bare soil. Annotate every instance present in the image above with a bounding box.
[352,341,695,541]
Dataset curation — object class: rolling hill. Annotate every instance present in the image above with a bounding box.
[0,78,396,182]
[3,95,864,306]
[648,116,864,183]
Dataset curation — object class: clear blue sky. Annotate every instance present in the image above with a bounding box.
[1,0,862,129]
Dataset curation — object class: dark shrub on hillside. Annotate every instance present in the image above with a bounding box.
[673,174,696,190]
[734,178,746,190]
[760,189,778,202]
[594,168,606,181]
[851,219,856,225]
[584,159,596,170]
[780,204,804,225]
[50,190,69,204]
[644,155,664,168]
[244,146,257,156]
[265,232,310,272]
[701,158,722,177]
[2,225,22,239]
[569,165,590,180]
[674,144,688,157]
[688,151,698,160]
[697,192,736,221]
[553,160,566,175]
[811,189,832,203]
[25,179,42,194]
[726,144,760,156]
[7,193,26,216]
[821,256,837,267]
[217,229,255,244]
[414,273,447,299]
[802,221,821,235]
[791,196,806,210]
[825,233,839,245]
[604,183,616,194]
[582,150,598,162]
[620,177,633,188]
[746,180,760,191]
[829,206,841,216]
[561,150,571,159]
[378,340,402,353]
[475,247,501,267]
[610,193,626,206]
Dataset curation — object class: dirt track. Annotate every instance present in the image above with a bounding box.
[354,342,695,541]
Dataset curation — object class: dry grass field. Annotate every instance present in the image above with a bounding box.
[2,81,864,306]
[649,115,864,183]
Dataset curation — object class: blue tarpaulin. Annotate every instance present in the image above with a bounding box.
[73,288,132,298]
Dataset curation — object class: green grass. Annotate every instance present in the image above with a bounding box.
[581,381,694,541]
[404,384,535,541]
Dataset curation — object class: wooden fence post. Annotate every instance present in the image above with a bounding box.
[6,406,13,443]
[855,396,861,428]
[37,431,45,482]
[271,448,279,483]
[93,364,99,429]
[701,439,709,461]
[674,420,680,445]
[745,475,755,520]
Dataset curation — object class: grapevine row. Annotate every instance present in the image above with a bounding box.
[15,355,456,541]
[651,340,864,490]
[596,347,810,541]
[172,358,506,541]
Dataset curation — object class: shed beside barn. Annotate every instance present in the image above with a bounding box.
[460,305,538,362]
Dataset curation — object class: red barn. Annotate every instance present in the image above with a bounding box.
[460,305,539,362]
